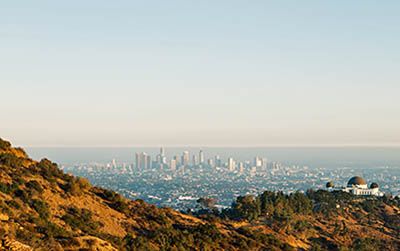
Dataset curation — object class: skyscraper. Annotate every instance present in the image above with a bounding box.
[207,158,214,168]
[146,154,151,169]
[228,157,235,172]
[157,147,166,165]
[199,150,204,164]
[262,158,268,171]
[238,162,244,173]
[135,152,151,170]
[135,153,140,169]
[181,151,190,166]
[254,156,262,168]
[173,155,180,166]
[215,155,221,167]
[192,155,198,166]
[170,159,177,171]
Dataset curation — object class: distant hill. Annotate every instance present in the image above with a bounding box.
[0,138,399,250]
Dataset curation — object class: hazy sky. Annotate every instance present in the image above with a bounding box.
[1,1,399,147]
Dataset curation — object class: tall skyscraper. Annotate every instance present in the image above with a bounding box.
[157,147,166,165]
[192,155,198,166]
[254,156,262,168]
[135,152,151,169]
[146,154,151,169]
[170,159,177,171]
[199,150,204,164]
[238,162,244,173]
[135,153,140,169]
[181,151,190,166]
[207,158,214,168]
[173,155,180,166]
[215,155,221,167]
[262,158,268,171]
[228,157,235,172]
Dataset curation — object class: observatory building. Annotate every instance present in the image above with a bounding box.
[326,176,383,196]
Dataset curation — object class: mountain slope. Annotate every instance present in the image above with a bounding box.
[0,138,399,250]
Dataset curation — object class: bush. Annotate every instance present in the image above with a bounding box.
[352,238,382,251]
[30,199,50,220]
[0,182,19,194]
[6,200,21,209]
[61,206,101,233]
[35,221,71,238]
[14,189,30,203]
[37,159,66,181]
[0,153,23,168]
[63,177,91,196]
[0,138,11,150]
[26,180,44,193]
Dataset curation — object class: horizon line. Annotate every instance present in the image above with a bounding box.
[24,143,400,148]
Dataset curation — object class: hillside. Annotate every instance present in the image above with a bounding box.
[0,138,399,250]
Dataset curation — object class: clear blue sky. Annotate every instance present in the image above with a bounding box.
[1,1,399,147]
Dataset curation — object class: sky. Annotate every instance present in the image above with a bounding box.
[1,1,399,147]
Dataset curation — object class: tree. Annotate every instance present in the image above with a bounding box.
[197,197,217,209]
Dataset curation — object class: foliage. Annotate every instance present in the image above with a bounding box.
[224,191,313,222]
[63,177,91,196]
[0,138,11,150]
[61,206,102,233]
[25,180,44,194]
[0,153,23,168]
[0,182,20,195]
[351,238,383,251]
[36,158,68,182]
[30,199,50,220]
[197,197,217,209]
[94,187,130,213]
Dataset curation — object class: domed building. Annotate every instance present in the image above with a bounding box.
[341,176,383,196]
[326,181,334,189]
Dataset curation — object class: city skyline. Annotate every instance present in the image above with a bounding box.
[1,1,400,147]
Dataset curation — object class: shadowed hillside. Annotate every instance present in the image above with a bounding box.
[0,138,399,250]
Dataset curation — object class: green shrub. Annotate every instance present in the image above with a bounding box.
[0,138,11,150]
[26,180,44,193]
[35,221,71,238]
[352,238,383,251]
[61,206,101,233]
[30,199,50,220]
[6,200,21,209]
[37,159,66,181]
[0,153,23,168]
[14,189,30,203]
[63,177,91,196]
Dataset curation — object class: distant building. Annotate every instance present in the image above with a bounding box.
[207,158,214,168]
[228,157,235,172]
[254,156,262,168]
[170,159,177,171]
[199,150,204,164]
[215,155,221,167]
[327,176,383,196]
[182,151,190,166]
[156,147,166,165]
[192,155,198,166]
[238,162,244,173]
[135,152,151,169]
[173,155,180,166]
